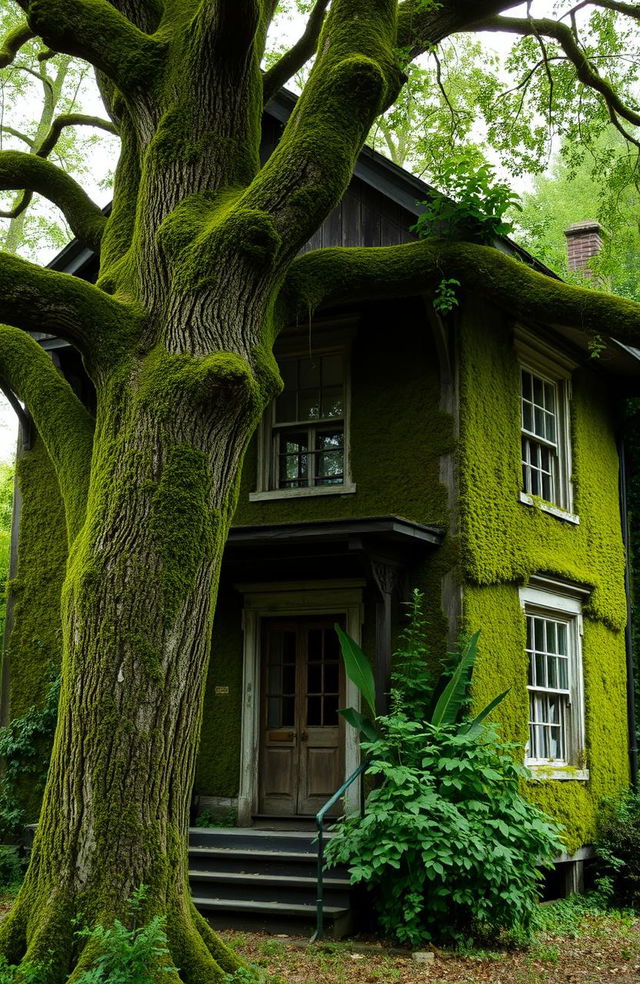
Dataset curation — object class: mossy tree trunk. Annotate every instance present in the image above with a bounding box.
[2,0,640,980]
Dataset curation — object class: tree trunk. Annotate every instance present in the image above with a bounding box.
[0,339,271,982]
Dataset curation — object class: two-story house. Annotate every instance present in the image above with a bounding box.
[3,90,638,929]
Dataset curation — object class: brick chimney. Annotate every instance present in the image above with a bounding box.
[564,220,605,276]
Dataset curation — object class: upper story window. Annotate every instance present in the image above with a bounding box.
[520,579,588,779]
[517,342,577,523]
[521,368,561,503]
[250,330,357,502]
[274,354,345,490]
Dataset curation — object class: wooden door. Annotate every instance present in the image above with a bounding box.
[259,617,345,817]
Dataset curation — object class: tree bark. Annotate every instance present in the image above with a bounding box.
[0,340,272,981]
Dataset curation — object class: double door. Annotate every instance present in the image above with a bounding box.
[259,616,345,816]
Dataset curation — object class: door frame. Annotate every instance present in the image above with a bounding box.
[236,580,364,826]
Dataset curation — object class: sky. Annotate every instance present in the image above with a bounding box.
[0,0,613,463]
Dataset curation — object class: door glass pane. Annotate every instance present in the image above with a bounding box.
[268,697,281,728]
[308,662,322,693]
[282,696,295,726]
[324,694,339,724]
[324,661,339,693]
[307,696,322,726]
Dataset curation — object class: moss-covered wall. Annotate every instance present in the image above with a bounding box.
[235,296,454,528]
[6,433,67,721]
[459,300,629,852]
[195,296,457,798]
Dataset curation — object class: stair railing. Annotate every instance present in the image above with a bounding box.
[311,758,369,942]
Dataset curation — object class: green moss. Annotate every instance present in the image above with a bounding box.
[459,302,630,850]
[151,446,217,619]
[195,587,244,797]
[7,435,66,721]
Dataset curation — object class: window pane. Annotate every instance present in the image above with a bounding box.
[275,390,297,422]
[533,375,544,406]
[299,358,321,389]
[557,623,567,655]
[323,354,343,386]
[321,385,344,419]
[278,431,308,488]
[298,389,321,420]
[522,400,533,432]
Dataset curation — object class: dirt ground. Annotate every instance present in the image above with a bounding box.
[221,909,640,984]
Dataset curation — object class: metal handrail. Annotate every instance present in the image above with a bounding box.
[311,758,369,942]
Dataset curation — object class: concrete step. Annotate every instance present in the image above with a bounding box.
[188,827,354,937]
[189,869,351,906]
[191,896,352,937]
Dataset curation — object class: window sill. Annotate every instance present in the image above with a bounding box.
[519,492,580,526]
[249,483,357,503]
[527,764,589,782]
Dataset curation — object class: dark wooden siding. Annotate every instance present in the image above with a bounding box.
[301,179,417,253]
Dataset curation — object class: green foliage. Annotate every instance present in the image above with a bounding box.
[432,277,460,315]
[512,133,640,302]
[0,672,60,841]
[412,152,521,245]
[334,623,376,717]
[326,719,563,945]
[0,846,24,890]
[0,956,46,983]
[74,886,177,983]
[594,790,640,909]
[328,594,561,945]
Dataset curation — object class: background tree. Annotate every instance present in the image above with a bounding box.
[0,3,118,260]
[1,1,640,981]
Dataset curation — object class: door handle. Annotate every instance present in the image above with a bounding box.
[300,730,308,742]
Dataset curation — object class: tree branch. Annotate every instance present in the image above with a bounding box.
[0,325,93,539]
[105,0,164,33]
[18,0,166,93]
[471,15,640,129]
[36,114,119,160]
[564,1,640,20]
[0,249,139,362]
[0,151,106,252]
[262,0,329,104]
[238,0,403,262]
[282,239,640,346]
[0,126,35,148]
[396,0,519,60]
[195,0,262,63]
[0,190,33,222]
[0,22,34,68]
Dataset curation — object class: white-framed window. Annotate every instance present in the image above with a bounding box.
[519,578,588,779]
[250,331,356,502]
[273,352,345,490]
[516,335,577,522]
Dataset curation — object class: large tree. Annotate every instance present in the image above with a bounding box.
[3,0,640,980]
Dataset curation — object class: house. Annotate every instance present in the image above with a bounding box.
[3,89,638,929]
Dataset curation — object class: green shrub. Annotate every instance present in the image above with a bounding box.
[594,789,640,908]
[327,591,564,946]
